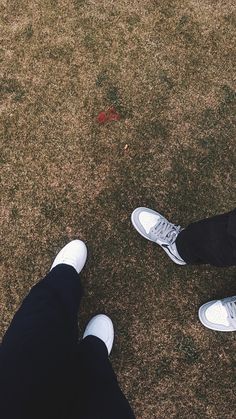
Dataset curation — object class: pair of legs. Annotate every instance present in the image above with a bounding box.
[0,242,135,419]
[1,208,235,419]
[132,207,236,331]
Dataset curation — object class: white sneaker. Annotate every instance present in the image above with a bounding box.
[50,240,87,274]
[198,296,236,332]
[83,314,114,355]
[131,207,186,265]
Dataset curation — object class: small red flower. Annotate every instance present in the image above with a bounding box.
[97,107,120,124]
[97,111,108,124]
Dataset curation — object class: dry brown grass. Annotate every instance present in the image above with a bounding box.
[1,1,236,417]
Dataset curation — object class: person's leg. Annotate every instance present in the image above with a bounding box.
[131,207,236,267]
[76,315,136,419]
[176,209,236,266]
[0,240,87,419]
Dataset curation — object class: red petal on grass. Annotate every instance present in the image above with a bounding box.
[97,112,107,123]
[107,107,120,121]
[108,112,120,121]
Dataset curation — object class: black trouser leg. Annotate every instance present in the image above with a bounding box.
[0,264,135,419]
[76,335,136,419]
[176,209,236,267]
[0,264,83,419]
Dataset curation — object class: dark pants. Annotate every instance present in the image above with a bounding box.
[0,265,135,419]
[176,209,236,267]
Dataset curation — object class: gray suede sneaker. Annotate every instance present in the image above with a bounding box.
[131,207,186,265]
[198,296,236,332]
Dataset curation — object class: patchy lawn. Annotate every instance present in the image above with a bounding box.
[1,1,236,417]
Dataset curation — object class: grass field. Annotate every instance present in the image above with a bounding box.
[1,1,236,417]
